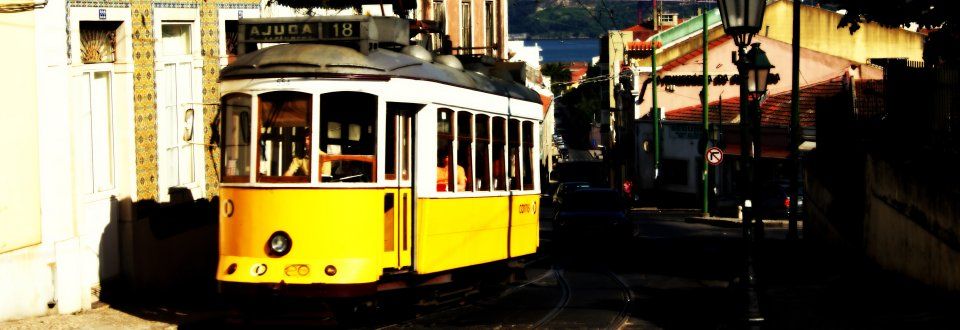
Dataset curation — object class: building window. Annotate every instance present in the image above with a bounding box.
[432,1,446,52]
[661,158,689,185]
[220,93,252,183]
[78,71,115,193]
[80,21,120,64]
[485,1,495,57]
[224,20,239,63]
[460,1,472,54]
[161,23,191,56]
[158,21,201,195]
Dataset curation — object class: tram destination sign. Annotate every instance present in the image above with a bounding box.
[237,16,409,54]
[243,21,365,43]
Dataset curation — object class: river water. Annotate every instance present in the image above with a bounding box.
[523,39,601,64]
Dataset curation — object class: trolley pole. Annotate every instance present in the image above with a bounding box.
[701,7,710,217]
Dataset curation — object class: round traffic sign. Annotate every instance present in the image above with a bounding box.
[706,147,723,166]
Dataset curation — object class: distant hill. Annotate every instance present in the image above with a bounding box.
[508,0,712,39]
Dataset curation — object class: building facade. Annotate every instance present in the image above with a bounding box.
[0,0,262,321]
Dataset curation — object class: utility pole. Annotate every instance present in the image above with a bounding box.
[652,35,660,181]
[788,0,801,240]
[701,6,710,217]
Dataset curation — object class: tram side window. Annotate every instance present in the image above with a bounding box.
[475,114,491,191]
[320,92,377,183]
[221,94,251,182]
[257,91,312,183]
[492,117,506,191]
[523,121,535,190]
[436,108,458,192]
[457,112,474,191]
[508,119,520,190]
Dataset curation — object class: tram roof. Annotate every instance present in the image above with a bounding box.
[220,43,542,104]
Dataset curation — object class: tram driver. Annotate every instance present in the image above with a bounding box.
[284,130,330,177]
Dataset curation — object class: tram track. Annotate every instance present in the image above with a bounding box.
[532,264,634,329]
[532,267,571,327]
[606,268,634,329]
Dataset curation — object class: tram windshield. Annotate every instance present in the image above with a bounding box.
[319,92,377,183]
[257,91,312,183]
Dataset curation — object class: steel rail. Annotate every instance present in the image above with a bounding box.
[606,268,635,329]
[533,268,571,328]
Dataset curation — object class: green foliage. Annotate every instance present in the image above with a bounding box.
[541,63,571,95]
[556,64,606,148]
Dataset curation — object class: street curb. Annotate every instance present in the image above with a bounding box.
[685,216,803,229]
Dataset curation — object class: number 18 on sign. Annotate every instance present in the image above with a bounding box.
[706,147,723,166]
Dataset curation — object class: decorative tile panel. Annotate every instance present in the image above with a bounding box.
[131,0,158,201]
[69,0,130,8]
[200,0,221,197]
[217,3,260,9]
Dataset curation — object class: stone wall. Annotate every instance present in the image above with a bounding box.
[805,150,960,292]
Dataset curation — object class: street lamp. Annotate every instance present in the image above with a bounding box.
[717,0,767,48]
[744,43,774,96]
[716,0,768,324]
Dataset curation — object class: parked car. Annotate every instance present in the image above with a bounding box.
[553,188,635,240]
[755,181,805,219]
[552,181,592,207]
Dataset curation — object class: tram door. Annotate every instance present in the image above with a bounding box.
[383,103,417,270]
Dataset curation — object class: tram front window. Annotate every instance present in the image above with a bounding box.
[320,92,377,183]
[257,91,312,183]
[221,93,251,183]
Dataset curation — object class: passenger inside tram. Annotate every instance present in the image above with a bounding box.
[437,147,466,191]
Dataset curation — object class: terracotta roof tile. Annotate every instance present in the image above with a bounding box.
[665,76,846,128]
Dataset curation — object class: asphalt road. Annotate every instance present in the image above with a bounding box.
[7,201,958,329]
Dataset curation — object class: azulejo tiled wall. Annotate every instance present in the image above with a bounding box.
[201,1,221,197]
[131,0,158,201]
[127,0,260,201]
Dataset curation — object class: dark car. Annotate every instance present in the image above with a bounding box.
[553,188,636,239]
[552,181,592,207]
[755,181,804,219]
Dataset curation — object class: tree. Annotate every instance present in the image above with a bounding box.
[541,63,572,96]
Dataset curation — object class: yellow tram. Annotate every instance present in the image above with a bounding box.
[216,16,544,297]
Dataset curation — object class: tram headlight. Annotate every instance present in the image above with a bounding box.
[268,231,292,257]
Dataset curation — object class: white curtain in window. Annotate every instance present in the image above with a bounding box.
[161,61,197,187]
[78,71,116,194]
[162,24,191,56]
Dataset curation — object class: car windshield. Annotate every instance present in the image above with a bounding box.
[562,190,622,211]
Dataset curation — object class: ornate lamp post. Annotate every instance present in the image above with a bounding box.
[716,0,768,324]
